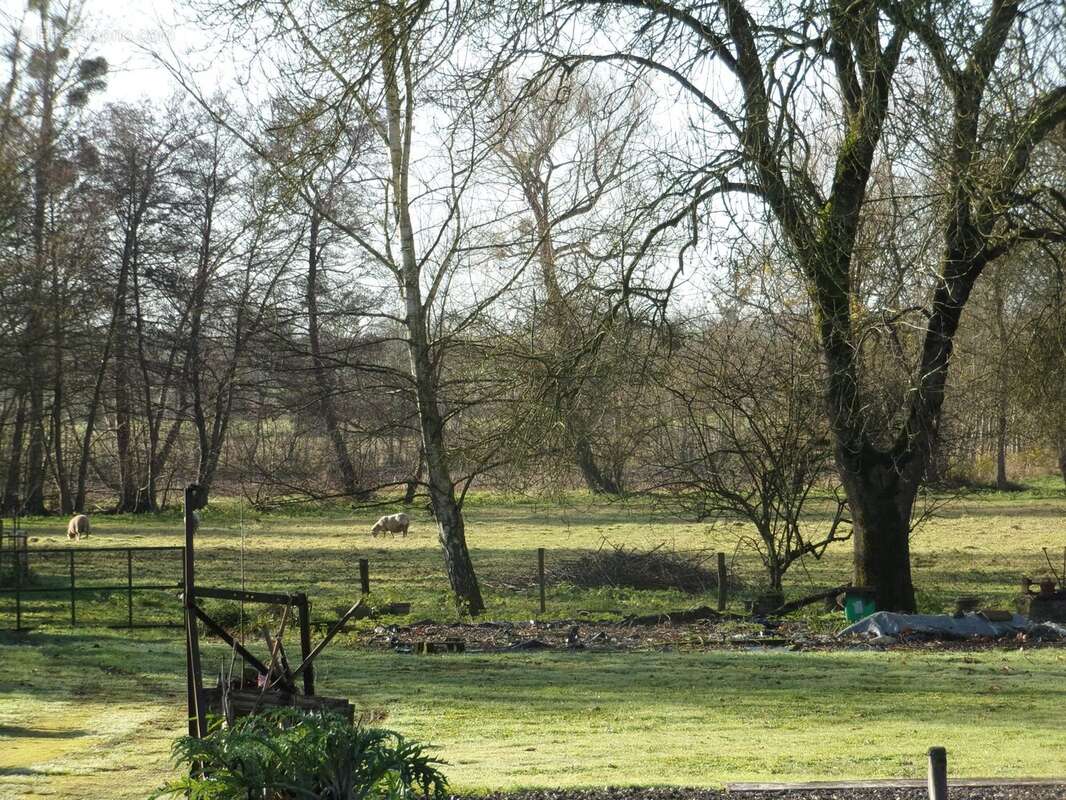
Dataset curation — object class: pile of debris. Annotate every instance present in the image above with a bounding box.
[549,540,724,594]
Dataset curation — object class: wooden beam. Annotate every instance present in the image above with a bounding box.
[191,603,271,677]
[196,586,297,605]
[290,599,365,682]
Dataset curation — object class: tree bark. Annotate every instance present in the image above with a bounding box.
[839,449,917,612]
[114,226,139,511]
[403,445,424,505]
[23,22,54,516]
[381,22,484,613]
[3,394,26,513]
[995,412,1009,490]
[575,434,621,495]
[50,266,72,514]
[506,141,622,495]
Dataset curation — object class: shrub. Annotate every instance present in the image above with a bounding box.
[153,708,447,800]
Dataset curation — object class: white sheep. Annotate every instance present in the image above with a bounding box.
[370,512,410,537]
[67,514,90,540]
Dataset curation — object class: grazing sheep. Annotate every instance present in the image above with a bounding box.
[371,512,410,537]
[67,514,90,540]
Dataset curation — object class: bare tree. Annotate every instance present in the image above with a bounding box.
[490,69,648,494]
[519,0,1066,610]
[173,0,516,611]
[648,317,850,591]
[2,0,105,513]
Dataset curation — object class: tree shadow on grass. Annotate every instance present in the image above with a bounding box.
[0,725,89,738]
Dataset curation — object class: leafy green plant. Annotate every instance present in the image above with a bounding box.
[154,709,447,800]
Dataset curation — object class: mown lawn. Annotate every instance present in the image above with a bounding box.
[0,485,1065,798]
[1,632,1065,798]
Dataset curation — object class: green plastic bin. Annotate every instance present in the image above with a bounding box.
[843,588,877,622]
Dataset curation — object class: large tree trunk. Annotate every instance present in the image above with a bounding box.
[306,208,363,500]
[382,29,484,614]
[839,450,917,612]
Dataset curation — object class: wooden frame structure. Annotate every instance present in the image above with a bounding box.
[182,484,364,737]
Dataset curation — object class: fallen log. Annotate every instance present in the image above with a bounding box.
[623,605,727,625]
[767,584,852,617]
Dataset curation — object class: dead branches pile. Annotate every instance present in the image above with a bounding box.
[550,540,721,594]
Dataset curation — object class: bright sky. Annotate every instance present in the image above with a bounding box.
[1,0,215,103]
[0,0,742,309]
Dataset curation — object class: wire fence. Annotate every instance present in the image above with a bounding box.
[0,545,185,630]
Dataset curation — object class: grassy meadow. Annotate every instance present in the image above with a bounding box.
[1,483,1065,797]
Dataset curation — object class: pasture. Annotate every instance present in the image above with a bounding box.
[1,486,1065,798]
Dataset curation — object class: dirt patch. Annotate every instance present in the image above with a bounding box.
[360,614,1066,654]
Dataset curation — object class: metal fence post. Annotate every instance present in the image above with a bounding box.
[127,548,134,629]
[69,550,76,626]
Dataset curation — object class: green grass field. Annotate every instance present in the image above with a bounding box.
[1,484,1065,798]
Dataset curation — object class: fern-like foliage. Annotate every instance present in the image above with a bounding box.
[153,709,447,800]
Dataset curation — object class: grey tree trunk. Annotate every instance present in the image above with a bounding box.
[114,228,139,511]
[382,27,484,613]
[23,34,54,516]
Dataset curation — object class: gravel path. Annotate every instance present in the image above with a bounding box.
[465,785,1066,800]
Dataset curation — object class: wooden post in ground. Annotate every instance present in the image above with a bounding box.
[717,552,727,611]
[927,746,948,800]
[359,558,370,595]
[538,548,546,613]
[184,484,208,739]
[296,594,315,696]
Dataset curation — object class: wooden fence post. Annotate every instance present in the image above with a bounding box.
[717,552,727,611]
[538,548,546,613]
[296,594,315,696]
[359,559,370,595]
[184,483,208,739]
[927,746,948,800]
